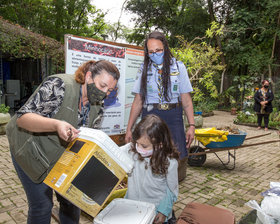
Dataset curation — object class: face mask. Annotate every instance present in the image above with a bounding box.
[149,51,164,65]
[87,83,107,104]
[264,85,269,89]
[136,143,153,157]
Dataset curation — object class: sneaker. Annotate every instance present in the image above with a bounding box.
[257,127,261,130]
[264,127,268,131]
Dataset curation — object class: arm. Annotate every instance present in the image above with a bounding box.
[254,91,262,103]
[17,113,79,142]
[125,94,143,143]
[266,91,274,103]
[154,159,178,223]
[181,93,195,148]
[16,77,79,142]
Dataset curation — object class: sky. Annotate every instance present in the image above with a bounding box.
[92,0,136,28]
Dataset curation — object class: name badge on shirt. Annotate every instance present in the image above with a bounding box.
[173,85,178,91]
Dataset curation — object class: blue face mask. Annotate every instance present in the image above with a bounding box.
[149,51,164,65]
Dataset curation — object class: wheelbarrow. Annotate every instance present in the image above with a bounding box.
[188,130,280,170]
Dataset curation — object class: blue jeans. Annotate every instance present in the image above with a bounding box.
[12,155,80,224]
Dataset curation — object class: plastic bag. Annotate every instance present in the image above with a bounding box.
[245,182,280,224]
[195,128,229,146]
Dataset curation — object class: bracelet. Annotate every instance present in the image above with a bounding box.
[189,124,195,127]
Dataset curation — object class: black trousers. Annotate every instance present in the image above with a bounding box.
[257,113,270,128]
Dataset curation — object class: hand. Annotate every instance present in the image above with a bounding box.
[186,126,195,148]
[125,130,132,143]
[153,213,166,224]
[56,120,80,142]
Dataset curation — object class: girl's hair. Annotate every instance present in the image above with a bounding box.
[140,31,174,104]
[261,80,269,85]
[131,114,179,175]
[75,60,120,84]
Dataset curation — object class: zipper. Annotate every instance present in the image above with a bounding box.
[32,141,50,168]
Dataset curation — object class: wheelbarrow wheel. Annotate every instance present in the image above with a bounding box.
[188,146,206,167]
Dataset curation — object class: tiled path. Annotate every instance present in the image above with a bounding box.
[0,110,279,223]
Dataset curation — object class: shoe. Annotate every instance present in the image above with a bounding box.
[257,127,261,130]
[264,128,268,131]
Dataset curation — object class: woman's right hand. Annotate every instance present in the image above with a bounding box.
[125,129,133,143]
[56,121,80,142]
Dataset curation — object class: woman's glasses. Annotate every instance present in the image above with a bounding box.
[148,49,164,56]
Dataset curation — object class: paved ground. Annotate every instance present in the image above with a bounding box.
[0,110,279,223]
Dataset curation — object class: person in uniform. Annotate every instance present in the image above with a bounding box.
[125,31,195,182]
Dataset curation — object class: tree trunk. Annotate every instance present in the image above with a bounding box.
[272,12,280,91]
[207,0,227,93]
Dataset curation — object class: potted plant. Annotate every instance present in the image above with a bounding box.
[230,100,237,115]
[0,104,11,134]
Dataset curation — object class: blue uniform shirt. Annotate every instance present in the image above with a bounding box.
[132,58,193,104]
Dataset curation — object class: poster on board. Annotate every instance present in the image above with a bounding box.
[65,35,144,135]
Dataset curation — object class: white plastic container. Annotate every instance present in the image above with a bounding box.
[78,127,134,173]
[94,198,156,224]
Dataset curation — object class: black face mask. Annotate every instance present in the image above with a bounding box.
[87,83,107,104]
[264,85,269,89]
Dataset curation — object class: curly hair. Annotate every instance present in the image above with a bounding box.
[131,114,179,175]
[75,60,120,84]
[140,31,174,104]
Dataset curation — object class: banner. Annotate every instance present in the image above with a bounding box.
[65,35,144,135]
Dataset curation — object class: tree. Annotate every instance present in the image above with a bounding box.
[172,22,225,107]
[125,0,210,47]
[0,0,107,42]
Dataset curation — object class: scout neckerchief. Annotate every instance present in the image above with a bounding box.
[153,63,164,103]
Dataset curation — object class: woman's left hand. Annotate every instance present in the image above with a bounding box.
[153,212,166,224]
[186,126,195,148]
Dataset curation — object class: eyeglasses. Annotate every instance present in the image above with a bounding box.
[148,49,164,55]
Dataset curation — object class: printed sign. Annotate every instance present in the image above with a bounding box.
[65,35,144,135]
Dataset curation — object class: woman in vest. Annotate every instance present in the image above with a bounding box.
[254,79,274,131]
[125,31,195,182]
[6,60,119,224]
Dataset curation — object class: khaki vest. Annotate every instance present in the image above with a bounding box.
[6,74,101,183]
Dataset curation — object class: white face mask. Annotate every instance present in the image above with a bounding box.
[136,143,153,157]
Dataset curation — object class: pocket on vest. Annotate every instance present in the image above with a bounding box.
[14,136,50,183]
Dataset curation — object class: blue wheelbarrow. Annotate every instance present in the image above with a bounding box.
[188,131,280,170]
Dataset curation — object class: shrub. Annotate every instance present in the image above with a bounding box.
[0,104,10,114]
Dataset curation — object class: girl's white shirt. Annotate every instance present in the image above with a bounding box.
[120,143,179,208]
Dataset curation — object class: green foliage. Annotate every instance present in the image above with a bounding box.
[235,109,280,129]
[273,80,280,111]
[125,0,210,47]
[194,100,218,113]
[235,112,257,124]
[104,23,132,42]
[0,0,106,42]
[0,104,10,114]
[222,0,280,77]
[0,17,64,68]
[171,22,225,107]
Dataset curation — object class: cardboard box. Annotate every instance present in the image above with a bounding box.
[44,128,133,217]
